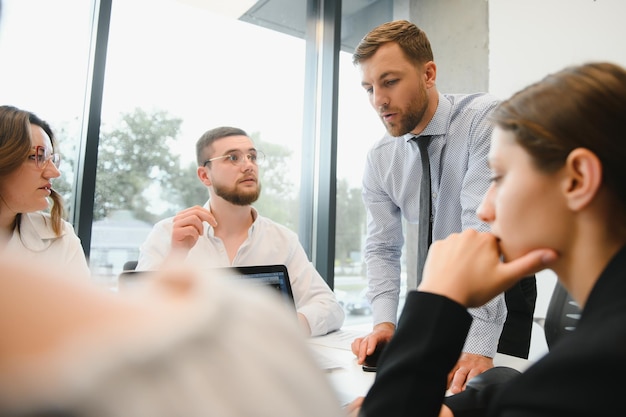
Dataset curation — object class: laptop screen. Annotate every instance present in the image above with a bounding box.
[119,264,295,307]
[228,264,294,306]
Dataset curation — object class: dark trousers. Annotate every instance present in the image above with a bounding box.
[497,275,537,359]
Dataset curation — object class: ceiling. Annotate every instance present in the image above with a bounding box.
[238,0,393,52]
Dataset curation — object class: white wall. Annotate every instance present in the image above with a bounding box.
[489,0,626,99]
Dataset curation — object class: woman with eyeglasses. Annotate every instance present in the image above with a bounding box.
[0,105,89,276]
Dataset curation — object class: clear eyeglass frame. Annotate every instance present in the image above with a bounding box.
[31,145,61,169]
[202,150,265,167]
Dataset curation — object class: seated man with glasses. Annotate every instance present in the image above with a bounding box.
[0,105,90,277]
[137,126,344,337]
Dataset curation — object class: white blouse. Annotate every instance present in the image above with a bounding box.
[5,212,90,278]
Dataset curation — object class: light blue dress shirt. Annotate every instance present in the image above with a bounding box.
[362,92,507,357]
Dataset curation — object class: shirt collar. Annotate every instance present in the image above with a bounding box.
[403,92,451,142]
[202,199,258,237]
[13,212,64,252]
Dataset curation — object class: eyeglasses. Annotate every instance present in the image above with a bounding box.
[29,145,61,169]
[202,150,265,167]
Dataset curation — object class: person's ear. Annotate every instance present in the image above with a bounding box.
[197,166,212,187]
[562,148,602,211]
[424,61,437,88]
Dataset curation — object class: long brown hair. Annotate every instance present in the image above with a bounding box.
[0,105,65,235]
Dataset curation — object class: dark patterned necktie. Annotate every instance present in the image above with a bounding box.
[416,136,432,284]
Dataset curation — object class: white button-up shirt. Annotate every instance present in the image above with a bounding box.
[137,202,345,337]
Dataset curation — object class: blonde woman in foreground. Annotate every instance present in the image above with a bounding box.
[0,256,344,416]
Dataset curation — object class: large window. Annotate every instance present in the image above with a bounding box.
[0,0,401,323]
[90,0,306,285]
[0,0,94,221]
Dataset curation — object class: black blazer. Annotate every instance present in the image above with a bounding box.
[360,244,626,417]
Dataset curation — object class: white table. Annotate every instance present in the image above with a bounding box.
[308,325,532,406]
[308,326,376,406]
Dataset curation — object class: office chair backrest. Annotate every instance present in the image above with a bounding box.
[123,260,138,271]
[118,260,143,290]
[543,282,581,350]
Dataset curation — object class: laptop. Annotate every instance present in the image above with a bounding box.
[225,264,295,306]
[119,264,295,307]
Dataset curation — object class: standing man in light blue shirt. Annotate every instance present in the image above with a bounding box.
[350,20,536,394]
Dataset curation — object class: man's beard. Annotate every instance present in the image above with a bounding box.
[213,181,262,206]
[382,88,429,137]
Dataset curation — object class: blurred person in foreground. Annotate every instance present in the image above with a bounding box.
[0,253,345,416]
[0,105,89,276]
[137,126,344,337]
[347,61,626,416]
